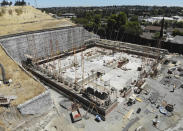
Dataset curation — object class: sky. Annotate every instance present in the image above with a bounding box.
[1,0,183,8]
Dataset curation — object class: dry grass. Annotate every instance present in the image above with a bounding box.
[0,6,75,36]
[0,46,45,106]
[0,6,68,130]
[0,121,5,130]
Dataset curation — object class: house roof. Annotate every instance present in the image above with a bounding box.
[167,28,183,32]
[61,13,76,16]
[145,26,161,31]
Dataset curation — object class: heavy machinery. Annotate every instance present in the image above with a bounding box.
[70,102,82,123]
[71,109,82,123]
[165,104,174,112]
[127,94,136,106]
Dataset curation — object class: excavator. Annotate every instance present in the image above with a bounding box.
[0,63,9,85]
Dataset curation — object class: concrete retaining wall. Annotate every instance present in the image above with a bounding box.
[0,26,99,63]
[0,26,98,115]
[96,39,169,56]
[17,90,53,115]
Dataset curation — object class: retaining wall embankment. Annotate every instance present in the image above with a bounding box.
[0,26,99,63]
[17,90,52,115]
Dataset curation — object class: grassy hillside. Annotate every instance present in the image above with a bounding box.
[0,6,75,36]
[0,46,45,106]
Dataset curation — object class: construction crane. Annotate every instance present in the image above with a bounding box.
[157,17,165,60]
[150,17,165,77]
[32,35,38,63]
[83,103,94,119]
[48,36,57,77]
[50,39,54,57]
[34,0,38,8]
[73,48,78,84]
[81,45,85,88]
[45,46,50,67]
[56,40,62,76]
[157,17,164,49]
[83,102,100,120]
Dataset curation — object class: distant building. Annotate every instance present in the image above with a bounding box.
[144,26,161,33]
[48,13,61,19]
[141,25,168,40]
[144,17,175,23]
[172,16,183,22]
[138,16,144,21]
[48,13,55,17]
[141,26,162,40]
[61,13,76,18]
[167,28,183,35]
[167,35,183,44]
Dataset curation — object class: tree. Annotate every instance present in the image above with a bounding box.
[21,0,26,6]
[106,12,127,35]
[97,26,106,38]
[174,21,183,28]
[9,1,12,6]
[172,29,183,36]
[15,0,26,6]
[85,22,94,32]
[73,18,88,25]
[130,15,138,22]
[1,0,9,6]
[106,17,117,38]
[117,12,127,25]
[124,21,142,36]
[94,14,101,25]
[107,17,117,29]
[152,32,160,39]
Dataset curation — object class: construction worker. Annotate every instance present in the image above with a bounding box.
[171,84,176,92]
[152,115,159,127]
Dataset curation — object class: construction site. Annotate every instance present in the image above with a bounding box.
[0,6,183,131]
[21,36,166,118]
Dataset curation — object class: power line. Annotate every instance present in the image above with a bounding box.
[34,0,38,8]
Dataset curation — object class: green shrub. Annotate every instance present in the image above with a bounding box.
[0,12,3,17]
[0,9,6,17]
[8,9,13,15]
[152,32,160,39]
[15,8,23,15]
[1,8,6,14]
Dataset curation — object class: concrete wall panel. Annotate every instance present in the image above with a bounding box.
[17,91,52,115]
[0,26,99,63]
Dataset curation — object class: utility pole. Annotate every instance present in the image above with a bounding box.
[34,0,38,8]
[157,17,164,49]
[156,17,165,67]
